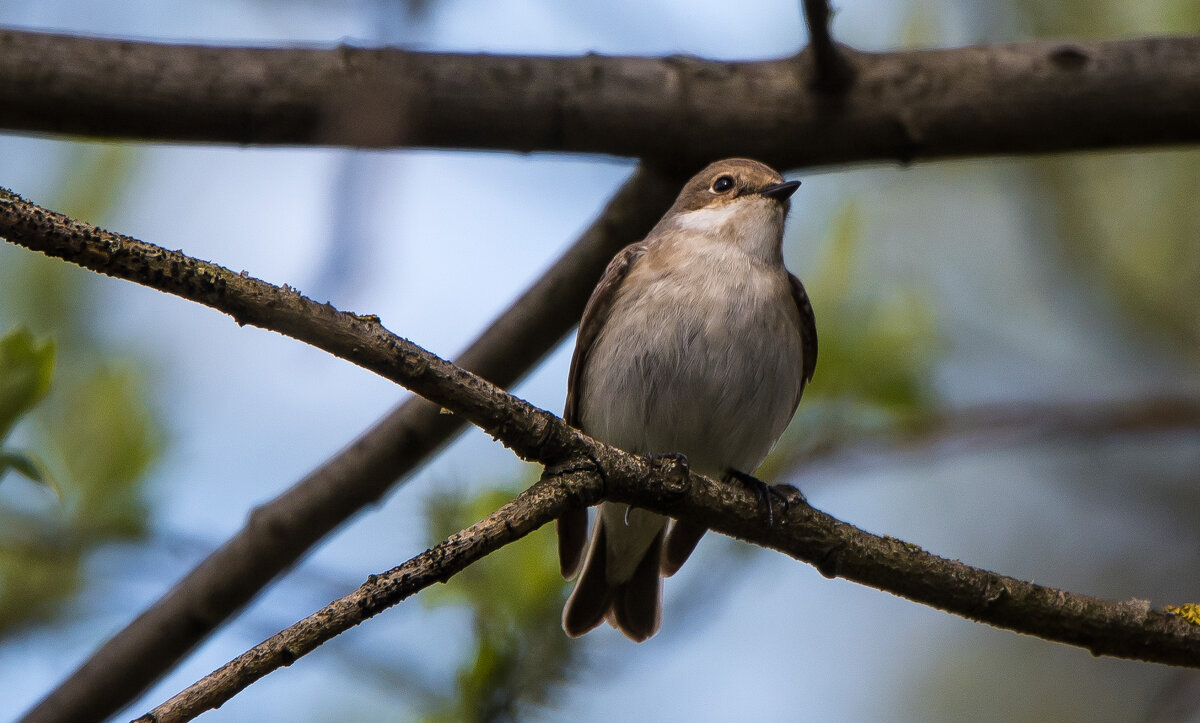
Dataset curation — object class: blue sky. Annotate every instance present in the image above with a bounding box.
[2,1,1197,720]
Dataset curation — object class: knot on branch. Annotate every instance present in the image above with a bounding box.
[541,451,607,505]
[648,452,691,503]
[815,542,847,579]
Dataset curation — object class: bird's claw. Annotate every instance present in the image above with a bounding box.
[648,452,690,476]
[725,469,774,526]
[724,472,806,527]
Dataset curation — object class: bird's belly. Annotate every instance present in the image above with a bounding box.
[578,281,801,477]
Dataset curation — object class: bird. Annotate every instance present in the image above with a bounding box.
[557,158,817,641]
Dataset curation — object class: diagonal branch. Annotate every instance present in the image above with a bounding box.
[137,438,1200,721]
[134,474,585,723]
[2,29,1200,165]
[5,187,1200,723]
[9,167,682,723]
[800,0,854,92]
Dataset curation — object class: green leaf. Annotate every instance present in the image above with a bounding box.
[50,365,160,537]
[422,477,579,721]
[0,327,55,442]
[0,449,63,501]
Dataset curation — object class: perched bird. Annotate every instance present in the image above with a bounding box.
[558,158,817,641]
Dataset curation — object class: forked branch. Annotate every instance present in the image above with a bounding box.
[2,188,1199,723]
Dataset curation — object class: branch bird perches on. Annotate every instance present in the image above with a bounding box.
[2,187,1200,723]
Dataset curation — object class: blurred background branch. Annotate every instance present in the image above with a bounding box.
[7,181,1200,720]
[4,166,680,722]
[0,29,1198,164]
[1,0,1198,721]
[800,0,855,92]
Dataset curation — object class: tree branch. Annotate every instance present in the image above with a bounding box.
[9,168,682,723]
[2,29,1199,165]
[780,396,1200,476]
[801,0,854,92]
[5,187,1200,723]
[137,431,1200,721]
[134,474,586,723]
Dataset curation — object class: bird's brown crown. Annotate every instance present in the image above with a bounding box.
[668,158,787,214]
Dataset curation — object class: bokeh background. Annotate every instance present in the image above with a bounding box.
[1,1,1199,720]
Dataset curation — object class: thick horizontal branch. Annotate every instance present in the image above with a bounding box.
[6,187,1200,723]
[9,168,681,723]
[2,29,1199,165]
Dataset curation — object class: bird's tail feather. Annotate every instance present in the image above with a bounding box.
[562,516,664,642]
[661,518,707,577]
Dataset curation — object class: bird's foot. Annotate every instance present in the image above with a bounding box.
[645,452,691,503]
[724,470,805,527]
[647,452,690,480]
[648,451,690,472]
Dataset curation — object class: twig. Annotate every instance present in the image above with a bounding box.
[777,396,1200,476]
[134,475,577,723]
[10,168,681,723]
[139,446,1200,722]
[4,189,1200,723]
[1,29,1199,164]
[801,0,854,92]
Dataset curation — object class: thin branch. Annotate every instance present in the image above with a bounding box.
[138,445,1200,721]
[10,167,682,723]
[2,29,1200,165]
[5,188,1200,723]
[801,0,854,92]
[135,475,580,723]
[778,396,1200,476]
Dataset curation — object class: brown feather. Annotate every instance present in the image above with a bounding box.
[609,528,664,642]
[560,158,818,641]
[789,272,819,398]
[562,518,613,637]
[661,273,817,576]
[661,517,707,577]
[556,243,648,578]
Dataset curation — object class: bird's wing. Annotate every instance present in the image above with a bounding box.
[558,241,648,579]
[788,272,818,406]
[564,241,649,426]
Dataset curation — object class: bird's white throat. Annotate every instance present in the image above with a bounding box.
[673,199,783,263]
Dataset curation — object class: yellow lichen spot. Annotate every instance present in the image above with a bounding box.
[1165,603,1200,626]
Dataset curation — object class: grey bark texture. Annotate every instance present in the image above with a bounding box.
[1,30,1198,165]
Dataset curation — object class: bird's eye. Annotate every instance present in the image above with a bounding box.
[710,175,735,194]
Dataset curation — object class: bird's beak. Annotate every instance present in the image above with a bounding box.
[761,180,801,201]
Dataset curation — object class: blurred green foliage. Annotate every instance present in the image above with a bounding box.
[1012,0,1200,364]
[0,145,160,635]
[415,196,945,720]
[802,202,938,418]
[422,477,578,722]
[1038,150,1200,360]
[763,203,940,481]
[1012,1,1200,360]
[0,328,57,494]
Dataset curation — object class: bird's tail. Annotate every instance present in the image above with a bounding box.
[562,507,664,642]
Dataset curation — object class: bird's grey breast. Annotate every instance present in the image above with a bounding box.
[578,240,803,476]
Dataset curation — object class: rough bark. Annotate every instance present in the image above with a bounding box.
[3,188,1200,723]
[5,168,681,723]
[1,29,1199,165]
